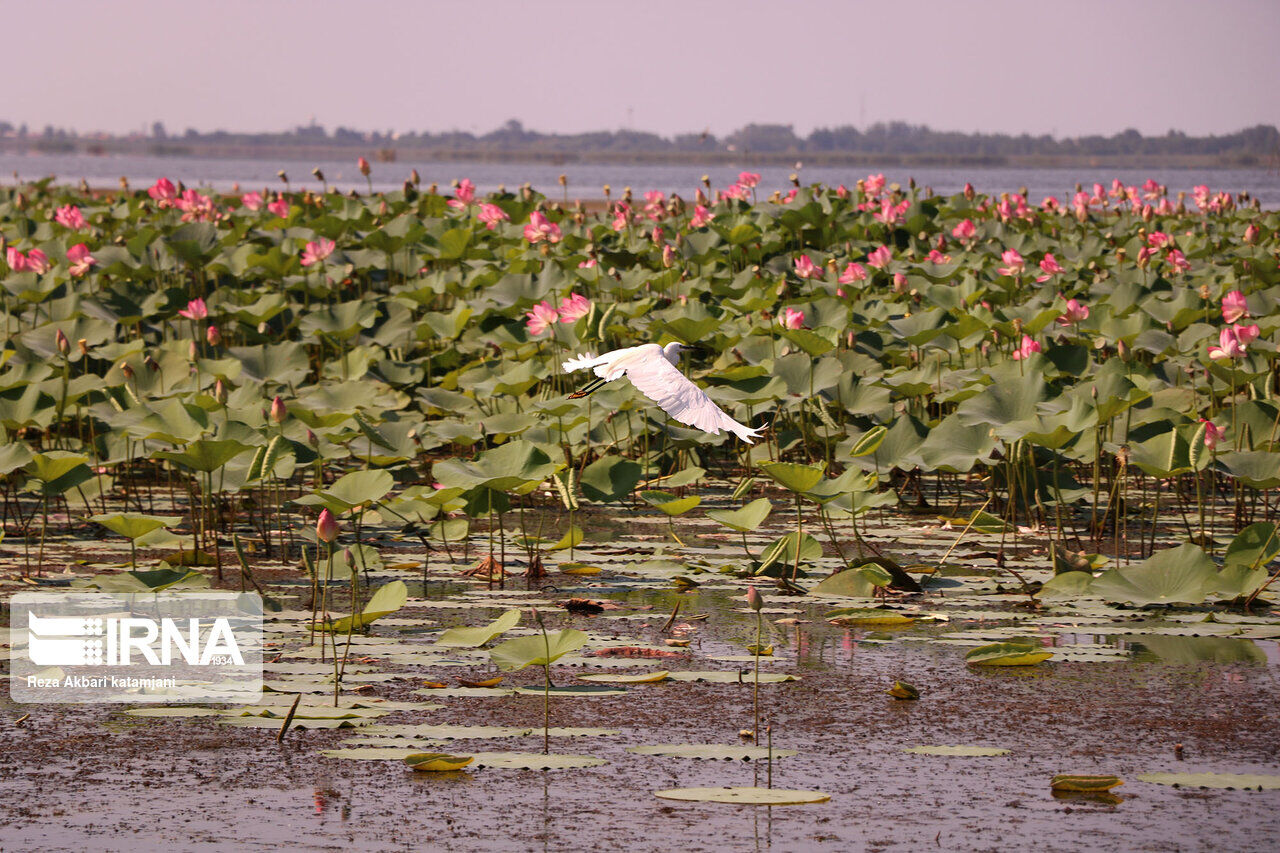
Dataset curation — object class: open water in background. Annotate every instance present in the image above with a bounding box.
[2,151,1278,207]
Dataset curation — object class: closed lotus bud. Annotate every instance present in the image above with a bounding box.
[1142,204,1154,222]
[316,509,339,543]
[77,338,88,357]
[206,324,221,346]
[358,156,371,177]
[964,182,975,201]
[746,586,764,611]
[1244,223,1261,245]
[55,329,69,355]
[662,244,675,268]
[410,168,420,186]
[307,428,318,446]
[214,379,228,404]
[344,547,355,569]
[269,395,287,424]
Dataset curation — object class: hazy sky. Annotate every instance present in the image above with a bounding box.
[7,0,1278,140]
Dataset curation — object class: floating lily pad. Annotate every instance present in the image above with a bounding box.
[628,744,798,761]
[654,787,829,805]
[965,643,1053,666]
[404,752,475,772]
[665,671,799,683]
[1051,774,1124,792]
[1137,772,1280,789]
[905,745,1011,756]
[577,671,670,684]
[513,684,627,697]
[123,706,223,718]
[358,723,620,739]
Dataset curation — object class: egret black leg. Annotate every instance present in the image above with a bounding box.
[568,377,610,399]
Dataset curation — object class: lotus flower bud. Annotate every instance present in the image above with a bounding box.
[746,586,763,611]
[316,509,339,543]
[1244,223,1261,245]
[662,244,675,268]
[269,395,287,424]
[214,378,228,405]
[963,182,975,201]
[307,428,318,446]
[344,547,355,569]
[358,156,371,177]
[206,324,221,346]
[410,168,420,186]
[1142,204,1154,222]
[55,329,69,355]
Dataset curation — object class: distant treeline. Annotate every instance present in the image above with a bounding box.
[3,119,1278,168]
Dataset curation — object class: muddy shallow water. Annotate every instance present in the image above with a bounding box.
[3,508,1280,851]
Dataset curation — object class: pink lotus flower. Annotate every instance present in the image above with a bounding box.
[174,189,217,223]
[6,248,27,271]
[650,226,664,245]
[1200,419,1222,450]
[1234,323,1261,345]
[1011,334,1042,360]
[578,258,597,269]
[794,255,819,279]
[301,238,336,267]
[1244,223,1261,245]
[997,249,1025,276]
[66,243,96,277]
[951,219,976,241]
[1222,290,1248,324]
[206,325,221,346]
[478,202,510,230]
[781,189,798,204]
[54,205,87,229]
[839,262,868,284]
[836,184,849,199]
[643,190,666,221]
[148,177,178,205]
[611,202,633,231]
[1056,298,1089,326]
[1147,231,1170,248]
[523,211,562,244]
[178,298,208,320]
[1208,326,1249,360]
[1166,249,1191,273]
[316,509,339,543]
[926,249,951,264]
[267,195,290,218]
[866,245,892,269]
[240,191,263,211]
[1041,196,1061,212]
[689,205,714,229]
[24,249,50,275]
[874,198,909,225]
[778,307,805,330]
[1036,253,1064,282]
[447,178,476,209]
[524,301,559,335]
[270,395,287,424]
[662,244,675,268]
[864,173,886,196]
[737,172,761,189]
[558,293,592,322]
[357,156,371,177]
[892,272,909,293]
[1142,178,1163,200]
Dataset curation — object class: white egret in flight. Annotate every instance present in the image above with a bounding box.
[562,343,764,443]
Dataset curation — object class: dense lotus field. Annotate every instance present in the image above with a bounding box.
[1,169,1279,609]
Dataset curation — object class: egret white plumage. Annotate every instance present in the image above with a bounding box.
[562,342,764,443]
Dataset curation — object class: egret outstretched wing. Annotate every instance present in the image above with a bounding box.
[622,351,762,443]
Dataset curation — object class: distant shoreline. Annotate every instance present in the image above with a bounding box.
[2,139,1275,173]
